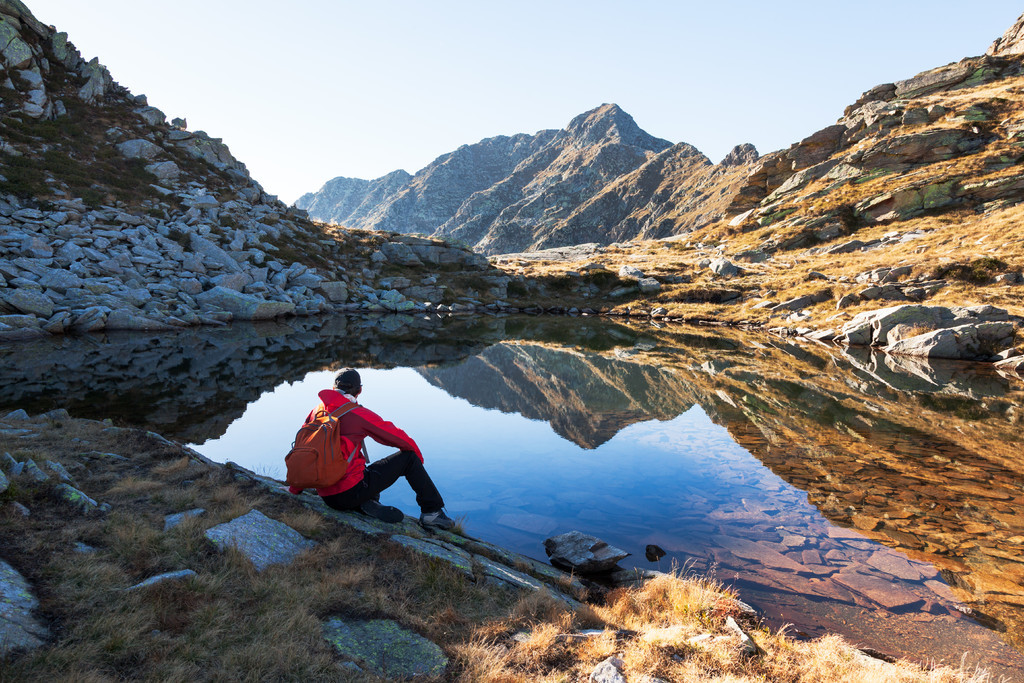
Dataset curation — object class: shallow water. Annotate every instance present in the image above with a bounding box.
[2,314,1023,678]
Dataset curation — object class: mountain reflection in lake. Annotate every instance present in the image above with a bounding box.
[2,314,1024,678]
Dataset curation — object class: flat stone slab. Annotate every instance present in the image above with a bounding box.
[475,555,544,591]
[391,535,474,578]
[204,509,316,571]
[128,569,197,591]
[322,617,448,678]
[832,569,925,610]
[0,559,48,655]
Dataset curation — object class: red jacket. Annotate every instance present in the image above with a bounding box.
[288,389,423,497]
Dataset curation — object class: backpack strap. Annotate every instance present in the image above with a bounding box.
[327,401,359,420]
[326,401,363,463]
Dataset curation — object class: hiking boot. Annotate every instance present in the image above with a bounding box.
[359,500,404,524]
[419,509,455,530]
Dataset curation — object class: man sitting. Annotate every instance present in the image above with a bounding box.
[288,368,454,530]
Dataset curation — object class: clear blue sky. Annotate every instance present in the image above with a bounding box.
[26,1,1024,204]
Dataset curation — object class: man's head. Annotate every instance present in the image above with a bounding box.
[335,368,362,396]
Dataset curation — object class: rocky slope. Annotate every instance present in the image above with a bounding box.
[298,104,758,254]
[0,0,518,342]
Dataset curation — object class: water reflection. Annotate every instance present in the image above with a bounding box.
[2,315,1023,676]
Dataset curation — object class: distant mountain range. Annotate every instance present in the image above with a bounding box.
[296,104,759,254]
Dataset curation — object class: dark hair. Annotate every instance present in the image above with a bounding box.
[335,368,361,393]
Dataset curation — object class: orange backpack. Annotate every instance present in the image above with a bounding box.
[284,402,361,489]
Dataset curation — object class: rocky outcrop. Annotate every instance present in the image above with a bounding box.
[839,304,1017,361]
[988,13,1024,56]
[0,1,516,340]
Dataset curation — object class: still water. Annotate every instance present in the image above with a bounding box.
[2,314,1023,678]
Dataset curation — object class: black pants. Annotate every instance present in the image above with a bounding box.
[321,450,445,514]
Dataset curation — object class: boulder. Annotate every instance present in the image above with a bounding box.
[618,265,644,279]
[0,559,48,655]
[885,322,1015,360]
[116,139,164,160]
[318,281,348,302]
[544,530,629,574]
[196,287,294,321]
[590,656,627,683]
[0,289,53,318]
[204,509,315,571]
[637,277,661,294]
[709,258,739,277]
[145,161,180,183]
[322,617,448,678]
[190,233,243,273]
[841,304,949,346]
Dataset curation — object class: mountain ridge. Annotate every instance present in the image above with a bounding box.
[296,103,721,254]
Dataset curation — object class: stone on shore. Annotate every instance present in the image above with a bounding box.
[204,509,316,571]
[195,286,295,321]
[544,530,630,574]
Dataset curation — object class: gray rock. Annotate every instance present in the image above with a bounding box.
[475,556,545,591]
[390,535,474,577]
[318,281,348,302]
[127,569,197,591]
[322,617,448,678]
[55,484,99,512]
[886,322,1015,360]
[196,286,295,321]
[189,233,243,273]
[145,161,180,183]
[0,559,49,655]
[725,616,764,657]
[204,509,316,571]
[0,470,7,495]
[3,409,28,421]
[544,530,629,574]
[1,289,54,317]
[164,508,206,531]
[105,309,177,332]
[590,655,627,683]
[116,139,164,160]
[618,265,644,279]
[709,257,739,277]
[637,277,661,293]
[21,460,49,483]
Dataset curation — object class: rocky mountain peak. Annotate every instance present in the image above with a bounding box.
[562,103,672,152]
[987,11,1024,56]
[720,143,759,167]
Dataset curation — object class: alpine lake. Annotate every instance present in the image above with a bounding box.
[3,313,1024,679]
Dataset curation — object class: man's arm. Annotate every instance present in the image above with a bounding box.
[355,407,423,461]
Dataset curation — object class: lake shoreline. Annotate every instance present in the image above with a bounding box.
[0,407,1009,681]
